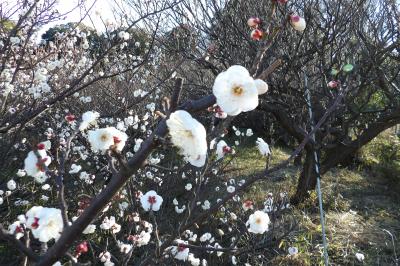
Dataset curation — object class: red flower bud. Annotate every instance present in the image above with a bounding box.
[251,29,264,41]
[65,114,76,123]
[75,241,89,254]
[37,143,46,150]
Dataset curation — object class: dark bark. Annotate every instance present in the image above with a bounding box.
[291,148,318,204]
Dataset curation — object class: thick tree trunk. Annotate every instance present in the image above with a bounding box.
[291,149,318,204]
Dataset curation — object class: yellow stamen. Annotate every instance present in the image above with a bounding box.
[100,134,109,142]
[232,86,244,96]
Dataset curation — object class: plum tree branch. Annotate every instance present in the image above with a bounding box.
[36,63,280,265]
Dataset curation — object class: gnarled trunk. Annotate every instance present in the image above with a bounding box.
[291,149,318,204]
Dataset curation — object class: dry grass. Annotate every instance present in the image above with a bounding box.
[228,144,400,265]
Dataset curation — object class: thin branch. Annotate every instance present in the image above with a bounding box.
[0,224,39,262]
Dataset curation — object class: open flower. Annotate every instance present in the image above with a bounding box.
[166,110,207,167]
[256,137,271,156]
[246,210,270,234]
[87,127,128,152]
[216,140,234,160]
[242,200,254,211]
[213,66,267,116]
[8,221,25,239]
[290,14,306,32]
[99,216,121,233]
[167,239,190,261]
[140,190,163,212]
[24,147,52,183]
[79,111,100,130]
[26,206,63,242]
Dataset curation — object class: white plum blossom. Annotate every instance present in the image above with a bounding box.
[68,163,82,174]
[246,210,270,234]
[87,127,128,152]
[8,221,24,239]
[131,231,151,247]
[355,253,365,262]
[99,251,112,264]
[288,246,299,255]
[166,110,207,167]
[188,253,201,266]
[134,138,143,152]
[216,140,234,160]
[10,36,20,45]
[290,14,306,32]
[83,224,96,234]
[140,190,163,212]
[100,216,121,233]
[118,31,130,40]
[227,186,235,193]
[118,241,133,254]
[167,240,190,261]
[185,183,192,191]
[200,233,212,242]
[7,179,16,190]
[256,137,271,156]
[246,128,254,137]
[175,205,186,214]
[202,200,211,210]
[26,206,63,242]
[41,184,50,190]
[16,169,26,177]
[79,111,100,130]
[24,148,52,183]
[213,65,263,116]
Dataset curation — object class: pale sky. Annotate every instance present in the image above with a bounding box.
[37,0,117,38]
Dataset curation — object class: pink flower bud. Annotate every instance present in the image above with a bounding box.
[247,17,261,28]
[290,14,306,31]
[327,80,339,88]
[75,241,89,255]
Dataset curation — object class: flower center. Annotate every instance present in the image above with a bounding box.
[232,86,244,96]
[31,217,40,229]
[222,146,232,154]
[148,196,157,204]
[183,130,194,138]
[255,218,262,224]
[177,244,186,252]
[100,134,109,142]
[244,200,252,207]
[36,157,48,172]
